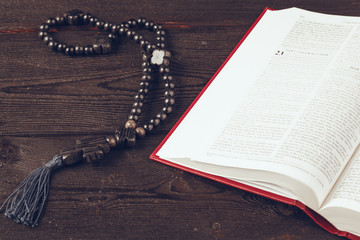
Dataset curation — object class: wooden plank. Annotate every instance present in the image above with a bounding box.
[0,0,356,239]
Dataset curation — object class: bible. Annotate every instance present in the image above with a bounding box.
[150,7,360,239]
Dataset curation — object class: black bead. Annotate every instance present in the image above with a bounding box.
[104,22,113,31]
[60,16,67,25]
[139,88,149,95]
[82,14,91,24]
[156,113,167,121]
[131,108,142,114]
[143,124,154,132]
[135,94,145,101]
[68,46,75,55]
[143,67,152,74]
[139,39,148,47]
[140,81,150,88]
[111,25,120,33]
[163,75,173,82]
[43,36,53,43]
[84,46,94,55]
[146,44,156,52]
[96,21,105,29]
[137,17,147,26]
[120,22,130,29]
[157,24,163,30]
[128,19,137,28]
[108,33,117,41]
[157,43,166,49]
[156,36,165,42]
[133,102,144,108]
[162,106,172,114]
[141,75,151,81]
[142,53,150,61]
[75,45,84,55]
[156,30,166,36]
[129,114,139,121]
[38,31,48,40]
[165,98,175,106]
[165,90,175,97]
[150,118,161,126]
[46,18,57,26]
[133,34,141,43]
[126,30,136,39]
[57,43,66,52]
[138,35,144,41]
[67,15,79,25]
[47,41,56,49]
[65,46,75,56]
[40,24,50,31]
[142,62,149,68]
[66,9,84,25]
[152,24,160,31]
[165,82,175,89]
[89,17,98,26]
[160,67,170,74]
[145,21,154,30]
[118,27,127,35]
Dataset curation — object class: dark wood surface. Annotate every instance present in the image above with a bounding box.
[0,0,356,239]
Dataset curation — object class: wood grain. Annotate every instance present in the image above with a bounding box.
[0,0,356,239]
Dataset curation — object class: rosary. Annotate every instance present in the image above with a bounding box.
[0,9,174,227]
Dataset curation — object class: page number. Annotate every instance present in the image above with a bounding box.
[275,50,284,55]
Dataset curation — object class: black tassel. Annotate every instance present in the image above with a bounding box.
[0,155,63,227]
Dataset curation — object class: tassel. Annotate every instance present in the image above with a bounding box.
[1,134,123,227]
[0,155,63,227]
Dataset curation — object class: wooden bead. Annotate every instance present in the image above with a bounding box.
[76,136,111,163]
[115,127,136,147]
[60,148,83,166]
[106,135,117,148]
[135,127,146,138]
[93,37,112,54]
[125,119,136,129]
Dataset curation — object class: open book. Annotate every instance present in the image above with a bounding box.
[150,7,360,239]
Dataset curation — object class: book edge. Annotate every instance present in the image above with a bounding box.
[149,7,360,240]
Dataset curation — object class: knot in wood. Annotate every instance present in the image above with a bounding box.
[0,139,18,166]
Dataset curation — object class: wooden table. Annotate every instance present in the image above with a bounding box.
[0,1,354,239]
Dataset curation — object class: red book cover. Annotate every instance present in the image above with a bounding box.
[150,7,360,240]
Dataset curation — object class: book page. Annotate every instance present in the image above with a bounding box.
[157,8,360,209]
[318,146,360,236]
[158,8,301,158]
[324,147,360,207]
[204,13,360,207]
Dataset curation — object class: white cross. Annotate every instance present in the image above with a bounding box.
[151,49,165,65]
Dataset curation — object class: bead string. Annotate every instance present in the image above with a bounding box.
[38,9,175,139]
[0,10,176,228]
